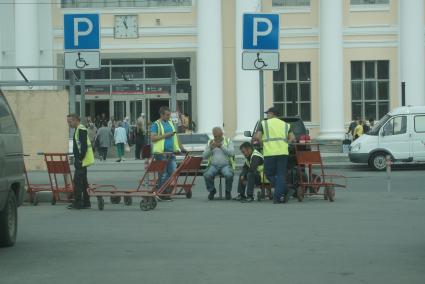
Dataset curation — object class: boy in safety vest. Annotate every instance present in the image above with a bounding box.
[237,142,265,203]
[150,106,185,193]
[202,127,235,200]
[67,114,95,209]
[255,107,295,204]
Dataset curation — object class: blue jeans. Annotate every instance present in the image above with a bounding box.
[153,154,177,190]
[264,155,288,202]
[203,165,234,192]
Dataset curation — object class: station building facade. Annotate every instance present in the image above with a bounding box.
[1,0,425,140]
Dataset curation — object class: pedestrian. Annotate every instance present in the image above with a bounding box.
[363,119,371,134]
[150,106,185,196]
[66,113,94,210]
[202,127,235,200]
[134,118,145,160]
[255,106,295,204]
[114,121,127,162]
[347,118,358,138]
[236,142,265,203]
[353,120,364,140]
[369,118,375,128]
[123,117,130,137]
[96,121,113,161]
[87,121,97,151]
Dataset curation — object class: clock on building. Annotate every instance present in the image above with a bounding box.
[114,15,138,39]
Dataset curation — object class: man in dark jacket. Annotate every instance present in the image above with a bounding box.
[67,113,94,209]
[236,142,264,203]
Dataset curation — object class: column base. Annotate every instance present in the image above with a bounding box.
[316,130,346,141]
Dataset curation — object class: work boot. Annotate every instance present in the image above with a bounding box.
[208,189,217,200]
[233,194,244,201]
[242,196,254,203]
[283,194,290,204]
[66,203,81,210]
[225,191,232,200]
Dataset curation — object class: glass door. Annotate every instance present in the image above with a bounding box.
[114,101,126,122]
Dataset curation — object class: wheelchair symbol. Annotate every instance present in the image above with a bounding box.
[75,52,89,69]
[254,53,268,70]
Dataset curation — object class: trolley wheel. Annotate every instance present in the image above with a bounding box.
[110,196,121,204]
[326,187,335,202]
[32,193,39,206]
[185,190,192,199]
[124,196,133,206]
[51,196,56,205]
[97,197,105,210]
[140,198,150,211]
[149,198,157,210]
[297,187,305,202]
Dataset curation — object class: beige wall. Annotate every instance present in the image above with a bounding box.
[4,90,69,170]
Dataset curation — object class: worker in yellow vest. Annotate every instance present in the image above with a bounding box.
[150,106,185,193]
[255,107,295,204]
[66,113,95,209]
[237,142,265,203]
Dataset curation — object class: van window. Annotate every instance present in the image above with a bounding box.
[0,95,18,134]
[382,116,407,136]
[414,116,425,133]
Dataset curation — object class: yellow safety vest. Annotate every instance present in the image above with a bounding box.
[245,149,268,183]
[152,119,181,154]
[74,124,95,167]
[207,137,236,170]
[261,118,290,157]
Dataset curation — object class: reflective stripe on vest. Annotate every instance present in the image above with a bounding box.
[152,120,181,154]
[207,137,235,170]
[261,118,290,157]
[74,124,95,167]
[244,149,268,183]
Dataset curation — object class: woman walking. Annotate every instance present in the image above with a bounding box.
[134,117,146,160]
[96,122,113,161]
[114,122,127,162]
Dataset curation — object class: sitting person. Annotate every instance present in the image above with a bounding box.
[203,127,235,200]
[236,142,265,203]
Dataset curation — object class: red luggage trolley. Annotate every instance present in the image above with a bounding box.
[295,144,347,202]
[171,156,203,199]
[43,153,75,204]
[24,165,52,205]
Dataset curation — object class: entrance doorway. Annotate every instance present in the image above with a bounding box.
[94,101,110,119]
[149,99,169,122]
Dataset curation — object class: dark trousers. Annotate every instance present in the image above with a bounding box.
[135,142,143,159]
[73,161,90,207]
[99,147,108,160]
[237,171,261,198]
[264,155,288,202]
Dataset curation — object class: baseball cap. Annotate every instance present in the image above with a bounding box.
[264,106,280,116]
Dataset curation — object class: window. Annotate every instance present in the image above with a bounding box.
[350,0,389,5]
[62,0,192,8]
[351,61,390,121]
[272,0,310,7]
[273,62,311,121]
[414,116,425,133]
[382,116,407,136]
[0,95,18,134]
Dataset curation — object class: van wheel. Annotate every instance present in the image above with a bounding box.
[0,192,18,247]
[369,153,388,171]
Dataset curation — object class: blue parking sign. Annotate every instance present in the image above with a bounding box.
[64,14,100,50]
[243,13,279,50]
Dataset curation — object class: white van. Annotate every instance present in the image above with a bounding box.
[349,106,425,170]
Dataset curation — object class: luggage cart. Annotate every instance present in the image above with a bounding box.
[295,144,347,202]
[24,165,52,206]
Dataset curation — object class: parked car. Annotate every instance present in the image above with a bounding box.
[177,133,212,171]
[0,90,25,247]
[349,106,425,170]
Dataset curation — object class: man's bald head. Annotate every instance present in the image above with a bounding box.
[212,127,223,140]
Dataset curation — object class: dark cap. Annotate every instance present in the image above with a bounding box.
[264,106,280,116]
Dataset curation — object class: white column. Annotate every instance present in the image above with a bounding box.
[400,0,425,106]
[196,0,223,133]
[234,0,261,140]
[14,0,39,81]
[318,0,345,140]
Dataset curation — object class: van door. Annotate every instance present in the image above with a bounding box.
[411,115,425,161]
[378,115,411,160]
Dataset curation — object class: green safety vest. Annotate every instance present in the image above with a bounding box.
[152,119,181,154]
[261,118,290,157]
[245,149,268,183]
[207,137,236,170]
[74,124,95,167]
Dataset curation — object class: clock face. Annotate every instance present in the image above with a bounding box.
[114,15,138,39]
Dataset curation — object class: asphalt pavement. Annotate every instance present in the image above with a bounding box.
[1,164,425,284]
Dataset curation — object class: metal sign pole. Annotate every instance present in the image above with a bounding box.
[259,69,264,121]
[69,71,76,114]
[80,70,86,123]
[170,69,177,112]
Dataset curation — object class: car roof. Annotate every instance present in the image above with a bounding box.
[389,106,425,116]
